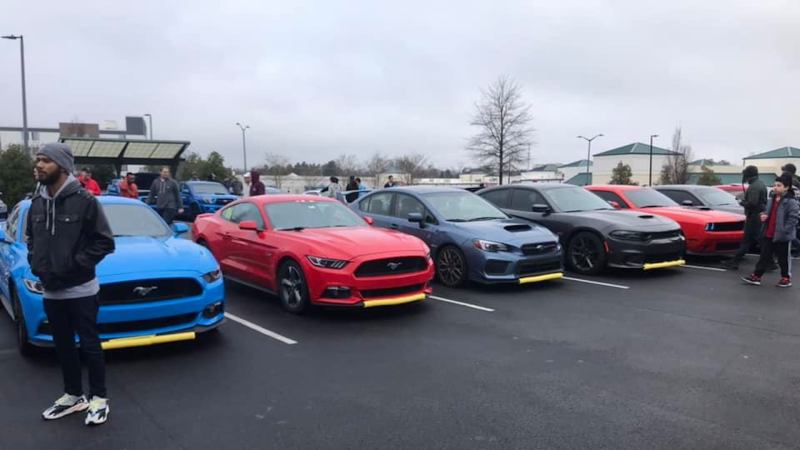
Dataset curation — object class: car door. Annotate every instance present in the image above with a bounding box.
[0,205,21,315]
[212,205,240,276]
[227,202,276,289]
[360,191,396,229]
[507,188,569,238]
[392,193,437,243]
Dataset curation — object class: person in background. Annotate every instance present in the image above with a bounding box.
[741,173,799,288]
[146,167,183,224]
[724,165,768,269]
[384,175,397,188]
[345,176,359,203]
[782,163,800,257]
[79,168,101,196]
[118,172,138,200]
[231,176,244,196]
[27,143,115,425]
[356,177,367,198]
[323,176,341,199]
[249,170,266,196]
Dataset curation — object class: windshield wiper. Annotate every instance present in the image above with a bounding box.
[278,227,305,231]
[639,205,663,208]
[447,219,468,222]
[467,216,503,222]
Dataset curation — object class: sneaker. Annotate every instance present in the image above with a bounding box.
[741,274,762,286]
[777,277,792,288]
[42,394,88,420]
[85,396,109,426]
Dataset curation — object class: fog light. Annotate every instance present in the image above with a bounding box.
[323,286,351,299]
[202,302,224,318]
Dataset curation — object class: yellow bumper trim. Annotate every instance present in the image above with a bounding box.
[519,272,564,284]
[101,331,196,350]
[363,293,426,308]
[643,259,686,271]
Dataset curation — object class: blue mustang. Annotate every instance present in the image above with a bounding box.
[0,196,225,355]
[179,181,239,220]
[350,186,564,288]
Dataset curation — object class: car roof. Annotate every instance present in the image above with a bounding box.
[383,186,467,195]
[97,196,149,205]
[655,185,712,191]
[241,194,339,205]
[502,183,577,191]
[587,184,645,191]
[186,181,225,185]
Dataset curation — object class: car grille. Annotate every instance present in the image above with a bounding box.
[99,278,203,305]
[521,242,559,256]
[648,230,682,240]
[38,313,197,336]
[355,257,428,278]
[517,260,562,277]
[707,221,744,232]
[360,284,425,299]
[215,198,234,205]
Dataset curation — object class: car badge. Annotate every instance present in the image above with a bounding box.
[133,286,159,296]
[387,262,403,270]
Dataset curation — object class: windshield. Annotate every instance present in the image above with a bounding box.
[697,188,738,206]
[265,201,367,230]
[626,189,678,208]
[423,191,507,222]
[191,182,230,195]
[103,204,171,237]
[545,187,612,212]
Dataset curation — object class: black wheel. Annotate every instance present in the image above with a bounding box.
[436,246,468,288]
[567,232,607,275]
[278,260,311,314]
[12,287,35,356]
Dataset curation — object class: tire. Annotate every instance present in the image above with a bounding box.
[436,245,468,288]
[11,288,35,357]
[277,260,312,314]
[567,232,607,275]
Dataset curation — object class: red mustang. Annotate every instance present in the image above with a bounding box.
[586,185,745,255]
[192,195,434,313]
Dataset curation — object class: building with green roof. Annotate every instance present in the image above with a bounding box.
[742,146,800,178]
[592,142,678,186]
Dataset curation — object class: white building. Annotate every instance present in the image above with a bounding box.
[592,142,677,186]
[519,164,563,182]
[743,146,800,178]
[558,160,592,185]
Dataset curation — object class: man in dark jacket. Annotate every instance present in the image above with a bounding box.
[26,143,115,425]
[724,165,768,269]
[345,176,359,203]
[742,173,799,288]
[782,163,800,256]
[249,170,266,196]
[146,167,183,224]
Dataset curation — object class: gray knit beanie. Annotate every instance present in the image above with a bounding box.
[37,143,75,174]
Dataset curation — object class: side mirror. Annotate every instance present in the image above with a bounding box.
[408,212,425,228]
[681,199,694,207]
[172,223,189,235]
[608,201,621,209]
[239,220,260,231]
[363,216,375,225]
[532,204,551,215]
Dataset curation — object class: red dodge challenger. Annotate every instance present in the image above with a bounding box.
[586,185,745,255]
[192,195,434,313]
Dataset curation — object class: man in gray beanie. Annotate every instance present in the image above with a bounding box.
[26,143,115,425]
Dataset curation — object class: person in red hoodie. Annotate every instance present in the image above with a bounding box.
[79,168,102,196]
[118,172,139,199]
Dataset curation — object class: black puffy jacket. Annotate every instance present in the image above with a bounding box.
[25,180,115,291]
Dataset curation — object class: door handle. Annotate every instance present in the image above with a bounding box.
[223,232,233,240]
[389,223,399,230]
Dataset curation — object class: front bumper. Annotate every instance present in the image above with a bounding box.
[606,236,686,270]
[686,231,743,254]
[465,245,564,285]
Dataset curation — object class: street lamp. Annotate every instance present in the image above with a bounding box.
[649,134,659,186]
[236,122,250,172]
[577,134,603,185]
[2,34,28,154]
[143,113,153,140]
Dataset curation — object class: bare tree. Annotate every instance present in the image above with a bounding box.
[467,76,534,184]
[394,153,428,185]
[335,154,361,176]
[659,127,693,185]
[365,153,390,178]
[263,152,290,187]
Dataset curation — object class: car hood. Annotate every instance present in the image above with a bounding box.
[97,236,216,276]
[452,219,557,244]
[705,204,744,216]
[563,209,679,230]
[635,206,744,224]
[277,227,429,259]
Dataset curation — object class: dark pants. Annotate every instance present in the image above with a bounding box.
[157,207,177,225]
[43,295,107,398]
[754,239,791,278]
[732,217,762,261]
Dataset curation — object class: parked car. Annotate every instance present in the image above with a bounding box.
[192,195,434,313]
[350,186,564,288]
[105,172,161,201]
[179,181,240,220]
[654,185,744,215]
[478,184,686,274]
[586,185,745,255]
[0,196,225,355]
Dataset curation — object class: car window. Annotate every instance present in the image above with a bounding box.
[659,189,699,206]
[510,189,547,211]
[394,194,425,218]
[231,203,265,227]
[625,189,677,208]
[592,190,629,209]
[221,205,234,221]
[697,188,738,206]
[480,189,510,208]
[365,192,394,216]
[103,204,172,237]
[5,205,21,241]
[265,201,367,230]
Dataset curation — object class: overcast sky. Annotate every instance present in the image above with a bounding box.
[2,0,798,169]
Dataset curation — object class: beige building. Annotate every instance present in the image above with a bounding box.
[743,146,800,178]
[592,142,677,186]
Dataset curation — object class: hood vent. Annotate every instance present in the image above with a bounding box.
[504,224,532,232]
[637,214,655,219]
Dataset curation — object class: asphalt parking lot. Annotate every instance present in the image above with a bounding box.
[2,254,800,450]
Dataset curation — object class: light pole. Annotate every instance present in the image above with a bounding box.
[577,134,603,185]
[2,34,29,154]
[648,134,659,186]
[143,113,153,140]
[236,122,250,172]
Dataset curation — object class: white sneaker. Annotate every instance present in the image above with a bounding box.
[42,394,89,420]
[85,396,110,426]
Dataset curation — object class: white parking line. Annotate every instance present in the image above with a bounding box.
[224,313,298,345]
[429,295,495,312]
[683,264,727,272]
[563,276,630,290]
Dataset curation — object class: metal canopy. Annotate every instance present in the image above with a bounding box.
[57,137,190,174]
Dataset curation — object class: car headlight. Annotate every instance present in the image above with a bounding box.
[473,239,509,252]
[609,230,649,241]
[23,278,44,294]
[705,223,714,232]
[307,256,349,269]
[203,268,222,283]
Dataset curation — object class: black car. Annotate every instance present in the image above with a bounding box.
[478,184,686,275]
[654,185,744,216]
